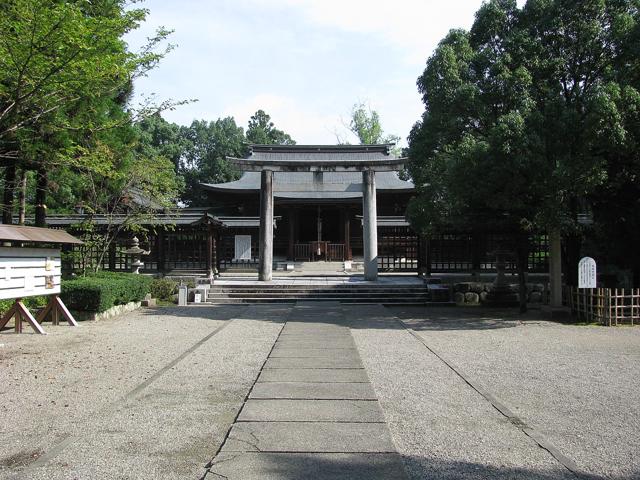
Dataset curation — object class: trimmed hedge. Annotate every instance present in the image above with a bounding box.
[149,278,178,301]
[61,272,153,313]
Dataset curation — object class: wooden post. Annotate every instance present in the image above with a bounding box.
[0,299,46,334]
[549,231,563,308]
[344,210,352,261]
[108,241,116,271]
[206,224,214,278]
[288,208,295,261]
[37,295,78,327]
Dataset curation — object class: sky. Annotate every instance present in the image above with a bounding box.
[126,0,525,146]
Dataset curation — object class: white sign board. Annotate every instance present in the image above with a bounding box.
[0,247,62,300]
[578,257,597,289]
[234,235,252,260]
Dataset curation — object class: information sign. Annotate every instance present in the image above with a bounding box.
[578,257,597,289]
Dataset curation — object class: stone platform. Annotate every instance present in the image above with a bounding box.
[206,275,447,304]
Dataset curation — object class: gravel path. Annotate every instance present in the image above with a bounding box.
[2,303,638,480]
[349,305,580,480]
[388,306,640,480]
[0,305,286,480]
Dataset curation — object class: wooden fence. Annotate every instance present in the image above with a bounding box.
[566,287,640,326]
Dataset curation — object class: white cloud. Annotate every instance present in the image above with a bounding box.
[242,0,481,66]
[222,94,342,144]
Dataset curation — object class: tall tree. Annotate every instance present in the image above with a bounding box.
[348,102,401,147]
[408,0,640,304]
[180,118,246,206]
[246,110,295,145]
[0,0,175,224]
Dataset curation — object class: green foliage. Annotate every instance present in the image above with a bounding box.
[180,117,246,206]
[408,0,640,241]
[246,110,295,146]
[0,0,183,226]
[149,278,178,301]
[61,272,152,313]
[0,296,48,318]
[342,103,401,153]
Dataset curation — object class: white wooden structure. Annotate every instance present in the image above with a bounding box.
[0,225,82,334]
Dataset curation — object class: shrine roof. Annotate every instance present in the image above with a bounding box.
[227,144,407,172]
[22,211,224,227]
[202,171,414,198]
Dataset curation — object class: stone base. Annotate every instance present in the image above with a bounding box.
[485,288,520,307]
[541,305,572,320]
[71,301,141,322]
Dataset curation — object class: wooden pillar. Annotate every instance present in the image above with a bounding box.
[344,210,352,260]
[212,230,218,276]
[550,230,563,307]
[362,169,378,281]
[288,208,295,261]
[108,241,116,271]
[206,224,214,278]
[157,231,166,272]
[418,235,429,275]
[471,232,481,277]
[259,170,274,281]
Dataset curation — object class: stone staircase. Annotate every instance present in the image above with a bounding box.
[205,277,450,305]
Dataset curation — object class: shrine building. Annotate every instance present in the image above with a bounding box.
[43,144,549,278]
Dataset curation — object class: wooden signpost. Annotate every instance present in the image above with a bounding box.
[0,225,82,335]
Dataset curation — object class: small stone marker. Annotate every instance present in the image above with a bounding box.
[578,257,597,289]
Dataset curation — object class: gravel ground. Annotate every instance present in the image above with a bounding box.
[348,305,579,480]
[387,306,640,480]
[3,302,638,480]
[0,304,286,480]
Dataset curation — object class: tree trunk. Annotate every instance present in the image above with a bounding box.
[516,233,529,314]
[17,169,27,225]
[2,163,17,224]
[35,166,47,227]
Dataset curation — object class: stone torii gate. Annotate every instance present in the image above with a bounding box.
[229,152,406,282]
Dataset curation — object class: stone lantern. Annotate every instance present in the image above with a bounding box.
[123,236,150,274]
[486,249,519,306]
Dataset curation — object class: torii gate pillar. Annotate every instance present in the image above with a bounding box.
[258,170,274,281]
[362,169,378,281]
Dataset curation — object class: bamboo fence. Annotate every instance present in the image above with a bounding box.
[566,287,640,326]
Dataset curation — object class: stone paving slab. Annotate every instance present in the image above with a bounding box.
[238,399,385,422]
[264,357,363,369]
[249,382,377,400]
[274,339,356,348]
[208,452,409,480]
[269,348,360,358]
[221,422,398,453]
[278,330,350,337]
[257,368,369,383]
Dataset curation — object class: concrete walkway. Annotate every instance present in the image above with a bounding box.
[205,302,408,479]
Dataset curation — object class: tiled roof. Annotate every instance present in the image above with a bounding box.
[202,171,414,198]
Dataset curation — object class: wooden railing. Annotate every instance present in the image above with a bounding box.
[294,243,312,261]
[294,243,345,261]
[566,287,640,326]
[327,244,344,261]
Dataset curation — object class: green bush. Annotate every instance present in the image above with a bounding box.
[0,296,49,317]
[149,278,178,301]
[61,272,152,313]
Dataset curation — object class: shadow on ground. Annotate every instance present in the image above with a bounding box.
[205,452,620,480]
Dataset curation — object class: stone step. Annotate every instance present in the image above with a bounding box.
[207,291,430,298]
[208,288,428,294]
[203,297,434,304]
